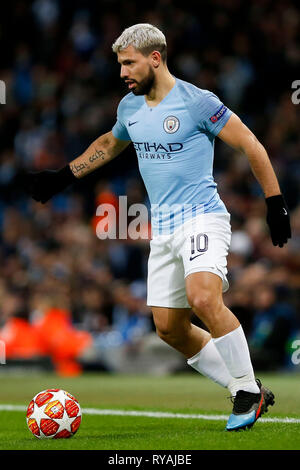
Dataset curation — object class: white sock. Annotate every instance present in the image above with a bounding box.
[187,339,233,389]
[213,325,260,394]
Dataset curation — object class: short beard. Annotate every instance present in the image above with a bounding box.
[131,66,155,96]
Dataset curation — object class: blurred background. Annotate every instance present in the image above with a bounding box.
[0,0,299,377]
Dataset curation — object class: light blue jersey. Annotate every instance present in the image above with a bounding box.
[112,77,232,235]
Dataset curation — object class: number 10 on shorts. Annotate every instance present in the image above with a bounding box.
[190,233,208,260]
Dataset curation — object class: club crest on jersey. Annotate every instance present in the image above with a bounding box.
[163,116,180,133]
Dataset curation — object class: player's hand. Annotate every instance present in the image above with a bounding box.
[265,194,291,247]
[22,165,76,204]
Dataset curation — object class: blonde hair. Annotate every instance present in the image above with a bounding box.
[112,23,167,62]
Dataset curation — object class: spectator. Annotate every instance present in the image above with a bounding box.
[248,283,299,371]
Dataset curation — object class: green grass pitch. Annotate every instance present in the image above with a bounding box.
[0,372,299,450]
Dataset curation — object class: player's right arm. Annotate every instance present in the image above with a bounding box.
[23,131,130,203]
[69,131,130,179]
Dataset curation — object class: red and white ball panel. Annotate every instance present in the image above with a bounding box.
[26,389,82,439]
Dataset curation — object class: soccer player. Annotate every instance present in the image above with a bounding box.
[24,24,291,431]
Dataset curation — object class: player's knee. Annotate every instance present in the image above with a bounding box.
[155,322,189,348]
[156,324,177,343]
[188,291,222,319]
[156,329,184,348]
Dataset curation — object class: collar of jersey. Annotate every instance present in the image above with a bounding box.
[144,76,177,110]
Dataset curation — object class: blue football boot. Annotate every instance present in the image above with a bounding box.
[226,379,275,431]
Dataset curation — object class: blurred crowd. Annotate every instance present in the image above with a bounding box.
[0,0,299,375]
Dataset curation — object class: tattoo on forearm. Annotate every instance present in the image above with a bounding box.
[89,148,105,163]
[70,161,90,176]
[70,148,106,177]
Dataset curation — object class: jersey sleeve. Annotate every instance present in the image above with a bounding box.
[198,91,232,137]
[111,101,131,141]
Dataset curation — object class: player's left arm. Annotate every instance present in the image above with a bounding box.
[217,113,291,247]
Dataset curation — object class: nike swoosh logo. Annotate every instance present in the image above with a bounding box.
[283,208,288,215]
[189,253,205,261]
[128,121,138,127]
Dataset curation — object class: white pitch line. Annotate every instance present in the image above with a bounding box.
[1,404,300,424]
[81,408,300,424]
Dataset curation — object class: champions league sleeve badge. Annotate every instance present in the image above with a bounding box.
[209,105,227,123]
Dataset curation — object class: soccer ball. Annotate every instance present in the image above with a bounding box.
[26,389,82,439]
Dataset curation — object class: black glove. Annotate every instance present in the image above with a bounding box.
[265,194,291,247]
[22,165,76,204]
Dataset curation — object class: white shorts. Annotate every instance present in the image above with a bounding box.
[147,213,231,308]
